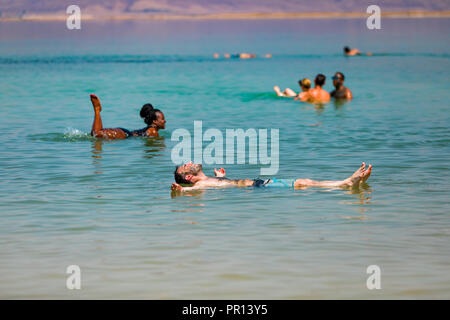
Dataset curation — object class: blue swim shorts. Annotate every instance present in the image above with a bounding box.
[253,178,296,188]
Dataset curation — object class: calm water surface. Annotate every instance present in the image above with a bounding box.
[0,18,449,299]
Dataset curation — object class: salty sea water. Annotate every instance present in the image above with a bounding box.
[0,18,449,299]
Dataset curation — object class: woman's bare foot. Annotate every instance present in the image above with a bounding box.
[90,94,102,112]
[343,162,372,187]
[273,86,283,97]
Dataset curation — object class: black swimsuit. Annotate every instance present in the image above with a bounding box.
[118,127,150,138]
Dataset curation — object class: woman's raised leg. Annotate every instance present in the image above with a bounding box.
[89,94,127,139]
[90,94,103,137]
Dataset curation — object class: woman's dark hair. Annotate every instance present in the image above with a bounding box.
[344,46,350,53]
[140,103,162,126]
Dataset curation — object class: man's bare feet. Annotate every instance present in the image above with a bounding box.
[90,94,102,112]
[343,162,372,187]
[361,164,372,183]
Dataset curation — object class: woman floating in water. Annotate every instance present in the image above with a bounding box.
[90,94,166,139]
[344,46,372,56]
[274,78,311,99]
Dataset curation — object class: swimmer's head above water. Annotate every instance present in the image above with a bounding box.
[314,74,326,87]
[140,104,166,130]
[174,162,205,185]
[330,72,352,100]
[343,46,361,56]
[298,78,311,92]
[332,72,345,87]
[89,94,166,139]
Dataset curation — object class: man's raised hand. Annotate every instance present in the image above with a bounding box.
[214,168,226,177]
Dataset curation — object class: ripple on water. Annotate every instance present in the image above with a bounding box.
[29,128,93,142]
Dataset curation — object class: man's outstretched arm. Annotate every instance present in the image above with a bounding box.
[171,183,202,192]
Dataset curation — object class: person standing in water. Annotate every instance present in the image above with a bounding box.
[90,94,166,139]
[300,74,330,104]
[330,72,353,100]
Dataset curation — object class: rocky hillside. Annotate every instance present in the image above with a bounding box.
[0,0,448,17]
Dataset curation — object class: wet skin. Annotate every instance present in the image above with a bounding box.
[90,94,166,139]
[302,85,330,104]
[330,78,353,100]
[345,48,361,56]
[171,162,372,192]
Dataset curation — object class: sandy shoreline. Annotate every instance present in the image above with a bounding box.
[1,10,450,22]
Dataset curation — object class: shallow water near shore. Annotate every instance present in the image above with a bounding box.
[0,18,449,299]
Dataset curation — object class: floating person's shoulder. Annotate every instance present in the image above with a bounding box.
[344,46,373,56]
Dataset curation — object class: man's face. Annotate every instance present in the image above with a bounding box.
[177,162,202,177]
[333,74,343,87]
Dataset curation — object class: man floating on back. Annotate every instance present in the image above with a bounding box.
[171,162,372,192]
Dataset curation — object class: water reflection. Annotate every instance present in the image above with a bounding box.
[91,139,104,175]
[142,136,166,159]
[342,184,373,216]
[301,101,328,114]
[300,99,349,114]
[333,98,350,109]
[171,189,205,199]
[90,139,105,200]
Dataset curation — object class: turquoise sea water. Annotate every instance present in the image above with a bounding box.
[0,18,449,299]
